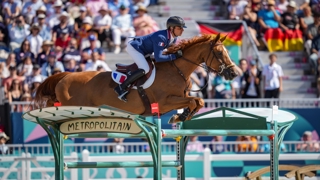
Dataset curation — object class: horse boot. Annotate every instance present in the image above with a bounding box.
[114,69,145,102]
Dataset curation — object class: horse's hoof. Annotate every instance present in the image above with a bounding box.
[168,114,182,124]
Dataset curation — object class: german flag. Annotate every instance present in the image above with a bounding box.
[264,28,284,52]
[196,21,243,46]
[283,29,304,51]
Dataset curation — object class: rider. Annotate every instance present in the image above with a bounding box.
[114,16,187,102]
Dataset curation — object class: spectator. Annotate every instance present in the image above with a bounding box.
[52,67,62,75]
[129,0,150,17]
[0,53,16,78]
[30,75,43,98]
[82,34,105,61]
[41,51,65,76]
[8,14,30,51]
[32,5,47,24]
[193,66,208,98]
[298,0,312,11]
[133,5,159,36]
[14,39,35,65]
[186,136,203,152]
[211,74,234,99]
[262,53,283,98]
[7,79,23,108]
[2,66,25,94]
[64,59,79,72]
[80,28,101,50]
[238,58,247,97]
[2,0,21,25]
[36,40,54,66]
[210,136,225,153]
[111,138,125,153]
[26,23,44,56]
[242,3,260,46]
[0,132,9,155]
[299,6,314,33]
[0,18,10,48]
[93,6,112,46]
[62,38,81,65]
[20,93,33,112]
[297,131,320,152]
[77,16,93,45]
[17,55,33,77]
[189,72,203,98]
[242,60,262,99]
[74,6,88,32]
[48,1,64,28]
[276,0,288,14]
[305,13,320,55]
[85,51,111,71]
[108,0,130,17]
[23,64,46,93]
[52,12,73,43]
[257,0,281,31]
[21,0,44,23]
[85,0,109,17]
[112,5,135,54]
[309,26,320,72]
[279,1,299,31]
[37,14,52,41]
[228,0,248,20]
[236,136,258,152]
[55,28,72,50]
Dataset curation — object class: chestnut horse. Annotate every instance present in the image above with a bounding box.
[34,33,238,123]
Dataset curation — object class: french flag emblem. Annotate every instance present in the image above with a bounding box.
[112,72,127,84]
[158,42,164,47]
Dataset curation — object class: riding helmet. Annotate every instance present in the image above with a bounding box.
[166,16,187,29]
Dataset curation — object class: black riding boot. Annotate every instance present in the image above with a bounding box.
[114,69,145,102]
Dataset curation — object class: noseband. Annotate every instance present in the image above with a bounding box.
[205,41,235,75]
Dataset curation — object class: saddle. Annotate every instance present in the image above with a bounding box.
[115,57,154,87]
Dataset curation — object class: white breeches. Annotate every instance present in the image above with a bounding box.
[112,29,136,45]
[126,42,150,73]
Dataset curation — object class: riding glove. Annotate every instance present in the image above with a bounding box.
[174,50,183,59]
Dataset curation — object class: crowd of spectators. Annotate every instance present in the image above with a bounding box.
[0,0,159,109]
[224,0,320,96]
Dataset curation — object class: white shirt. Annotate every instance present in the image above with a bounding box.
[94,14,112,28]
[85,60,111,72]
[262,63,283,90]
[228,0,248,16]
[27,34,43,56]
[112,14,134,31]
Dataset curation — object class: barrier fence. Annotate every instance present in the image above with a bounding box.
[0,149,319,180]
[3,141,319,156]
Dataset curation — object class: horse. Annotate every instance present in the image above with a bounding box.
[34,33,239,123]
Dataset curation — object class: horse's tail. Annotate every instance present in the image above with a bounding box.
[34,72,71,108]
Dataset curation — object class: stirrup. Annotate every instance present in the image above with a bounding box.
[118,91,128,102]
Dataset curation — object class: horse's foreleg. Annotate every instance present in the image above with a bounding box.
[164,96,198,124]
[187,97,205,120]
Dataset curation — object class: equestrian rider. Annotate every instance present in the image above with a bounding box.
[114,16,187,102]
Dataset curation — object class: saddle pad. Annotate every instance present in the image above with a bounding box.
[111,67,156,89]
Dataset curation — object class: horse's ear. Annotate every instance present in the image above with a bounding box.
[220,34,228,42]
[213,33,221,43]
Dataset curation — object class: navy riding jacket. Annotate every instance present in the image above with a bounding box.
[130,29,178,62]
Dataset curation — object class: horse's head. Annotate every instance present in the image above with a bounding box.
[205,33,238,80]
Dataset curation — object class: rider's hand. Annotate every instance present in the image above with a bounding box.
[174,50,183,59]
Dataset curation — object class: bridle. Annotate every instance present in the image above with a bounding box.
[171,40,235,92]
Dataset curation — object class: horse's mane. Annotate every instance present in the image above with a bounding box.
[165,34,213,54]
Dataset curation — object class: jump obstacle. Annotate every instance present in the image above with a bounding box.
[22,105,297,180]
